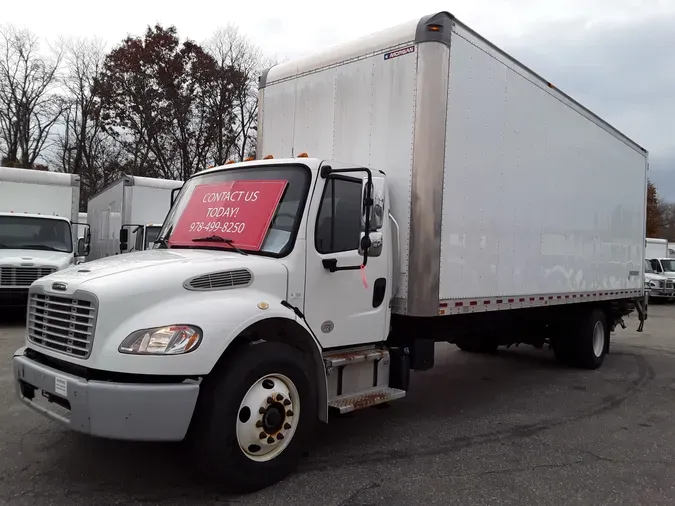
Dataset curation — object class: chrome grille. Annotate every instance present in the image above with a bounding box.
[27,293,96,358]
[185,269,252,291]
[0,266,56,287]
[667,280,674,289]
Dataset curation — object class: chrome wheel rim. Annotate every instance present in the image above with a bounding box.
[236,373,299,462]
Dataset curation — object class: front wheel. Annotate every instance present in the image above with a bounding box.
[192,342,317,492]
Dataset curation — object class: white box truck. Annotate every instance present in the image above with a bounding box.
[0,166,89,306]
[645,237,675,283]
[12,12,648,492]
[86,174,183,261]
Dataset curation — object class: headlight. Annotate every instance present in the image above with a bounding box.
[649,281,657,287]
[119,325,202,355]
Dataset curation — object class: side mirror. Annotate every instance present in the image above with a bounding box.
[359,231,383,257]
[77,237,90,257]
[120,228,128,252]
[361,176,386,231]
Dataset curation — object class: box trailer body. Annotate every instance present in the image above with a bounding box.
[669,243,675,259]
[646,238,668,260]
[0,166,86,305]
[258,13,648,316]
[86,175,183,261]
[13,12,648,493]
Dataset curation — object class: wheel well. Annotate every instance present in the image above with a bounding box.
[208,317,328,423]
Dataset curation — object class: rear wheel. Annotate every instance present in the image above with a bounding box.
[192,342,317,493]
[572,308,608,370]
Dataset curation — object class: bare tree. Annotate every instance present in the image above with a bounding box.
[56,36,128,209]
[0,24,65,168]
[204,25,276,162]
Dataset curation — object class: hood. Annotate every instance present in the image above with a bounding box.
[0,248,73,268]
[34,248,289,298]
[645,272,668,281]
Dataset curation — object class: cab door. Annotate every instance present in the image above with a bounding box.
[303,168,391,349]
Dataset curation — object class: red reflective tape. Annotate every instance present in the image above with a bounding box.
[484,300,491,305]
[439,302,448,308]
[496,299,503,304]
[469,301,478,306]
[455,302,463,307]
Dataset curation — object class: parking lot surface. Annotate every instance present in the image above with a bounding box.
[2,306,675,505]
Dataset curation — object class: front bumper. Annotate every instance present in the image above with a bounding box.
[648,287,674,298]
[12,347,200,441]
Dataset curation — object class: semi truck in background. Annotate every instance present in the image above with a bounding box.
[86,175,183,261]
[0,167,89,306]
[13,11,648,493]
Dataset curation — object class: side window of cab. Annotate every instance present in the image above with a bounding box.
[315,177,362,254]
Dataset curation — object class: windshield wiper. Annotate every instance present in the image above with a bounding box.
[192,235,248,255]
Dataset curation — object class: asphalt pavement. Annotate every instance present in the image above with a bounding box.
[1,305,675,505]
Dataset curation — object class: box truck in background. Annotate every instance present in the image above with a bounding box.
[86,175,183,261]
[645,238,675,281]
[13,11,648,492]
[669,242,675,259]
[0,167,89,306]
[646,238,668,259]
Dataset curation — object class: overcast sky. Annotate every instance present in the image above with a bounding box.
[4,0,675,199]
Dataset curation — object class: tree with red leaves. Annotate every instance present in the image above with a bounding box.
[94,24,244,181]
[646,179,662,237]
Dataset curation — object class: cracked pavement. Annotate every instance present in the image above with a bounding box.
[1,305,675,505]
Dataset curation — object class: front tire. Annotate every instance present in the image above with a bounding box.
[192,342,317,493]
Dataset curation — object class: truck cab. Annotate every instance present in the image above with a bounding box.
[0,213,89,306]
[13,156,390,488]
[644,259,674,299]
[646,258,675,283]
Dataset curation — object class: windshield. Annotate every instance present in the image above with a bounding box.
[645,260,655,273]
[0,215,73,253]
[157,164,310,257]
[660,259,675,272]
[145,226,161,248]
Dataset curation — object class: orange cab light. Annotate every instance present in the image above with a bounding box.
[225,160,235,164]
[244,156,255,161]
[297,152,309,158]
[428,24,441,32]
[263,155,274,160]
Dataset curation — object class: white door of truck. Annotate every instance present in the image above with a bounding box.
[304,173,390,349]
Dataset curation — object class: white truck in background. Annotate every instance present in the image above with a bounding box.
[13,12,648,493]
[86,175,183,261]
[0,167,89,306]
[644,259,673,301]
[645,237,675,287]
[669,242,675,259]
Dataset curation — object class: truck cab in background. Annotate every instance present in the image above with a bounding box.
[86,174,182,261]
[644,259,673,301]
[0,167,89,306]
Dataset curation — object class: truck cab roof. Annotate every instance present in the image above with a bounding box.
[0,211,71,222]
